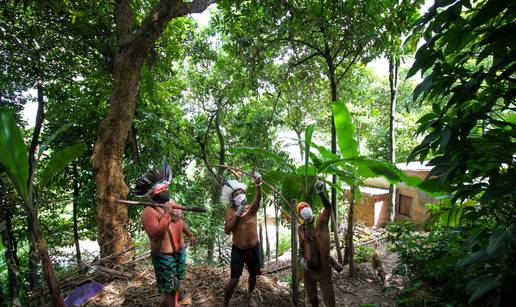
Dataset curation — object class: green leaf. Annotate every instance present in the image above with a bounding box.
[486,225,516,255]
[304,124,315,171]
[467,274,502,304]
[458,246,503,267]
[0,110,29,202]
[39,143,86,187]
[36,123,72,161]
[353,158,422,186]
[332,103,358,159]
[228,147,285,165]
[296,165,317,176]
[312,142,340,161]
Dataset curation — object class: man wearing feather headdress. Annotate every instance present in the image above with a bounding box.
[221,173,262,307]
[134,162,195,307]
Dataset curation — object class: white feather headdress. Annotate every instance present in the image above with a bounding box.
[220,179,247,207]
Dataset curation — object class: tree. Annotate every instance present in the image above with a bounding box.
[0,109,85,306]
[90,0,215,262]
[407,0,515,304]
[220,0,422,263]
[382,0,423,221]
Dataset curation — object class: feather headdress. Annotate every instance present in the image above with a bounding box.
[220,179,247,207]
[132,161,172,202]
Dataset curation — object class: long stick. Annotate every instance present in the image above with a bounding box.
[115,199,206,213]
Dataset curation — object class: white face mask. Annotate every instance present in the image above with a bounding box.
[300,207,313,221]
[233,193,246,206]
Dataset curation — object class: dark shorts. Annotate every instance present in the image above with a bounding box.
[230,242,263,278]
[151,249,186,294]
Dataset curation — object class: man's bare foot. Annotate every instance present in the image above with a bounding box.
[180,294,191,305]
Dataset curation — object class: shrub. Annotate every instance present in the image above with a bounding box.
[354,245,375,263]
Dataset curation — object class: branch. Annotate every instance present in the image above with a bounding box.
[286,38,324,55]
[198,113,221,186]
[336,53,359,84]
[334,49,352,70]
[213,102,226,180]
[131,0,216,53]
[288,52,319,68]
[27,84,45,204]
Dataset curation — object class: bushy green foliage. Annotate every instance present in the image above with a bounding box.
[403,0,516,305]
[354,245,375,263]
[386,222,467,305]
[387,219,516,306]
[277,232,291,256]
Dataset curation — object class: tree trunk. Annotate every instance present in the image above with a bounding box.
[388,57,399,222]
[263,202,270,261]
[72,163,81,265]
[206,107,226,262]
[345,187,356,277]
[28,220,39,291]
[294,129,303,161]
[259,223,264,261]
[27,206,64,306]
[25,84,64,306]
[0,193,19,303]
[329,71,343,264]
[275,204,279,261]
[91,0,214,264]
[91,47,141,261]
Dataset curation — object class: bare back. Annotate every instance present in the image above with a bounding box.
[299,207,331,271]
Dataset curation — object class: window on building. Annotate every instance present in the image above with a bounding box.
[398,194,413,217]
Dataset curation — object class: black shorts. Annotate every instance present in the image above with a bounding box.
[230,242,263,278]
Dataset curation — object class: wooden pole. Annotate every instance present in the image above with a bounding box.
[290,199,299,306]
[264,202,270,261]
[275,203,279,261]
[259,224,264,261]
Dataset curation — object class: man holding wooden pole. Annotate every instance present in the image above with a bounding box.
[133,163,196,307]
[297,180,337,307]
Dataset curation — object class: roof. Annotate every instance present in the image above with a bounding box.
[343,185,389,195]
[396,161,433,171]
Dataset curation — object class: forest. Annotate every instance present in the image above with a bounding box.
[0,0,514,306]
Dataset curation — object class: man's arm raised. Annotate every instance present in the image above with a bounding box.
[316,180,332,224]
[249,172,262,213]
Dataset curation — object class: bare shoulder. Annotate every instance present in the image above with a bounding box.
[141,206,160,218]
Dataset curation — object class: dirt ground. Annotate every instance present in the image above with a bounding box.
[80,241,400,307]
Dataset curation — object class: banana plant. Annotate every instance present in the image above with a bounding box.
[0,109,85,305]
[310,102,422,276]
